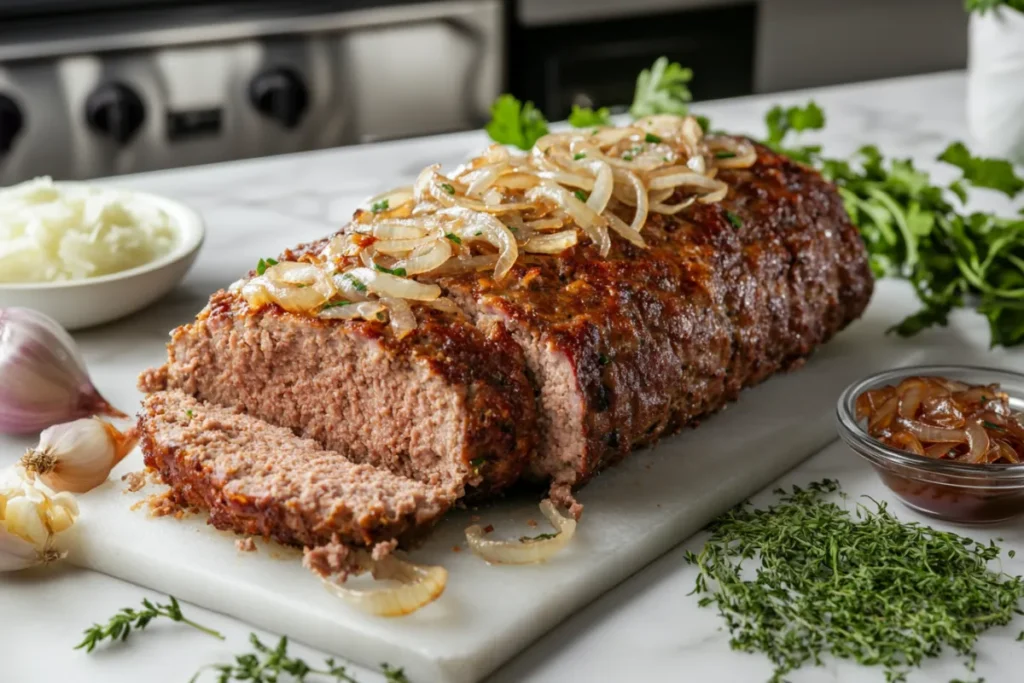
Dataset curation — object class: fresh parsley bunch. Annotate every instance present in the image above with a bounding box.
[965,0,1024,13]
[766,104,1024,346]
[486,56,694,149]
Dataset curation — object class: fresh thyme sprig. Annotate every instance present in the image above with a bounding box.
[75,596,224,652]
[189,634,410,683]
[687,480,1024,683]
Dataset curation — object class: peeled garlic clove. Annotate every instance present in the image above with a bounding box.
[0,525,42,572]
[21,417,138,493]
[0,307,127,435]
[4,497,51,548]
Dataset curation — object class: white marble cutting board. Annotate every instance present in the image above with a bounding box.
[44,278,970,683]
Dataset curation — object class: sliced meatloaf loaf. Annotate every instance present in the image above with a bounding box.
[141,299,536,499]
[140,390,453,547]
[143,140,872,513]
[434,144,872,498]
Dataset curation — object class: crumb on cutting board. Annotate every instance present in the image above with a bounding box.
[526,519,538,528]
[236,537,257,553]
[452,544,462,553]
[483,524,494,534]
[121,470,147,493]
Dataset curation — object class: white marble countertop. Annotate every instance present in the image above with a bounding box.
[4,70,1024,683]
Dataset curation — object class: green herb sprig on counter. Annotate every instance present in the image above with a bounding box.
[190,634,410,683]
[767,104,1024,346]
[687,480,1024,683]
[75,596,225,652]
[629,56,694,118]
[79,596,410,682]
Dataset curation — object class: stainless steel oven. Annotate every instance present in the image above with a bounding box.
[0,0,504,183]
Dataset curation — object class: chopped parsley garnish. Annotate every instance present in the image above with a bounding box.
[185,410,194,419]
[573,152,587,161]
[484,94,549,150]
[983,420,1006,432]
[568,105,611,128]
[622,154,634,161]
[374,264,407,277]
[725,211,743,229]
[695,115,711,134]
[320,300,352,310]
[445,232,463,245]
[255,257,278,276]
[598,353,611,366]
[375,312,386,321]
[370,199,389,213]
[644,132,662,143]
[344,274,367,292]
[474,231,483,236]
[470,457,487,467]
[573,189,589,202]
[519,532,557,542]
[440,182,456,195]
[715,150,737,159]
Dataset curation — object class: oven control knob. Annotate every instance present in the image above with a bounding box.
[86,83,145,145]
[0,94,24,155]
[249,67,308,129]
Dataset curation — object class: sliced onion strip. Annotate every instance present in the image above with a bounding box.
[320,552,448,617]
[465,500,576,565]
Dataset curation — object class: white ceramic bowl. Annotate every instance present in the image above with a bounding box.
[0,186,204,330]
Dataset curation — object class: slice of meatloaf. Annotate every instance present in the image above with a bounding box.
[141,298,536,499]
[139,390,452,547]
[433,144,872,499]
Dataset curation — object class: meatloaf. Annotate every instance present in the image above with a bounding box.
[141,300,536,500]
[142,141,872,519]
[140,390,452,547]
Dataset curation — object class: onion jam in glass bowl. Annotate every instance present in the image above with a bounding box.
[837,366,1024,524]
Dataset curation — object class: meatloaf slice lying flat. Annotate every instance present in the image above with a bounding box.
[139,390,453,547]
[141,297,536,500]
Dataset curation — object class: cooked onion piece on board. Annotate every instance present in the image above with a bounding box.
[465,500,577,565]
[239,115,754,335]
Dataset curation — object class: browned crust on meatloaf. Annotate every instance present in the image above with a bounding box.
[145,293,536,499]
[278,142,872,495]
[139,390,453,547]
[147,139,872,513]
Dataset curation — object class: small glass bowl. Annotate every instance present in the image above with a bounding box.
[836,365,1024,524]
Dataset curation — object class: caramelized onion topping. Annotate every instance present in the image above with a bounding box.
[240,115,756,331]
[857,376,1024,465]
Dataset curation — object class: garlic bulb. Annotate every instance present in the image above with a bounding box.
[21,417,138,494]
[0,467,78,572]
[0,307,126,434]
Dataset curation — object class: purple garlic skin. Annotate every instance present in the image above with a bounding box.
[0,307,125,434]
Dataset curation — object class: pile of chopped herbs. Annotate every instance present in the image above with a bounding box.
[685,480,1024,683]
[483,56,1024,348]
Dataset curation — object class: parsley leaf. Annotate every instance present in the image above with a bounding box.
[374,264,407,277]
[485,94,549,150]
[938,141,1024,198]
[255,257,278,276]
[724,211,743,229]
[629,57,693,118]
[568,105,611,128]
[965,0,1024,13]
[344,274,367,292]
[370,199,389,213]
[320,300,352,310]
[573,189,589,202]
[440,182,456,195]
[445,232,462,245]
[573,152,587,161]
[645,132,662,143]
